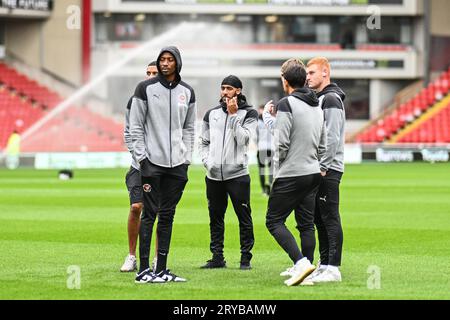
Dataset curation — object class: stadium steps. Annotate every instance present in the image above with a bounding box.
[0,62,125,152]
[354,67,450,144]
[0,86,47,148]
[20,105,125,153]
[389,94,450,143]
[0,62,63,109]
[349,80,424,143]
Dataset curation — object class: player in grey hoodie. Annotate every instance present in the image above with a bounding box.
[265,58,327,287]
[130,46,196,283]
[305,57,346,283]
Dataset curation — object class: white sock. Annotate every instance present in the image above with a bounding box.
[295,257,308,266]
[319,264,328,271]
[327,265,339,273]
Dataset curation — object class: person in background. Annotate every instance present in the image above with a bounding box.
[121,61,158,273]
[4,130,21,170]
[256,105,274,196]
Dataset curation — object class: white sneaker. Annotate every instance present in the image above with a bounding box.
[280,265,295,277]
[300,266,326,286]
[304,266,326,281]
[157,269,187,282]
[281,263,320,285]
[120,254,137,272]
[284,258,316,287]
[135,269,166,284]
[311,267,342,283]
[299,279,314,286]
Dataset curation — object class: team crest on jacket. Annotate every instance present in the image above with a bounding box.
[178,94,187,108]
[143,184,152,193]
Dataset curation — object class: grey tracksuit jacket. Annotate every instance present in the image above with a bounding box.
[129,47,197,168]
[200,96,258,181]
[124,97,139,169]
[256,116,274,152]
[317,83,346,173]
[273,88,327,179]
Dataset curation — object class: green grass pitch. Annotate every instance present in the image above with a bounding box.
[0,163,449,300]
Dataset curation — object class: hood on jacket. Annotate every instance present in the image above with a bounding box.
[219,94,251,113]
[290,87,319,107]
[317,83,346,102]
[157,46,182,87]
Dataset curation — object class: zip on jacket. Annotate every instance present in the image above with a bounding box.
[169,87,172,167]
[317,83,346,173]
[220,113,229,181]
[129,46,197,168]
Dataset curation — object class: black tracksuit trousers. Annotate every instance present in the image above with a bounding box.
[266,173,321,264]
[139,159,188,273]
[314,169,344,267]
[206,175,254,263]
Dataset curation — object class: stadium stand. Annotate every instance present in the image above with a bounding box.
[0,63,61,109]
[0,62,124,152]
[355,67,450,144]
[119,42,344,51]
[20,107,125,152]
[392,95,450,144]
[120,43,413,52]
[356,44,410,51]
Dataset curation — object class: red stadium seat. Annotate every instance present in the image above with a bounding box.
[1,63,125,151]
[398,101,450,143]
[357,69,450,144]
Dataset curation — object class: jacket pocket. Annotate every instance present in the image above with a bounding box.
[206,160,221,178]
[139,158,151,177]
[235,149,248,168]
[180,140,187,157]
[203,158,211,170]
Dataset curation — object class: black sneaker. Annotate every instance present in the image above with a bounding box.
[240,261,252,270]
[135,268,166,284]
[157,269,186,282]
[200,259,227,269]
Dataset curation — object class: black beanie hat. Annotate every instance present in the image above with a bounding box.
[221,75,243,89]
